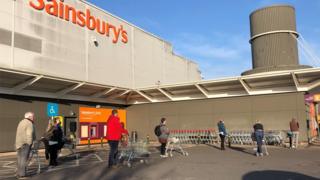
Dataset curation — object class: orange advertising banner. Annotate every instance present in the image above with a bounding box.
[79,107,126,125]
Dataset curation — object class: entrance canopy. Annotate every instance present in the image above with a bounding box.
[1,67,320,105]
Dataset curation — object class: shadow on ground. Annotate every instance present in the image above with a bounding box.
[228,146,256,156]
[242,170,319,180]
[206,144,255,156]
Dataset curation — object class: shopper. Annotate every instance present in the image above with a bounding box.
[48,118,63,166]
[253,120,264,157]
[106,109,122,168]
[217,120,227,150]
[15,112,36,178]
[158,118,170,158]
[120,122,129,147]
[289,118,299,148]
[41,119,55,161]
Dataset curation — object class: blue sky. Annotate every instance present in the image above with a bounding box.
[87,0,320,79]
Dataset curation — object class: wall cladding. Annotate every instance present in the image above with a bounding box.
[0,0,201,89]
[127,92,307,141]
[0,96,121,152]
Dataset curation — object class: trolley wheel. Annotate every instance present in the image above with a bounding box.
[127,162,132,168]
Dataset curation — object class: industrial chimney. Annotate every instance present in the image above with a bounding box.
[242,5,311,75]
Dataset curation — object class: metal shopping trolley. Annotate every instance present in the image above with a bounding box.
[118,140,150,168]
[27,140,41,174]
[166,136,188,157]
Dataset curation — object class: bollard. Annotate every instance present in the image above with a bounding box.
[100,137,103,147]
[146,134,150,144]
[131,131,138,143]
[88,137,91,148]
[197,133,201,145]
[228,135,232,147]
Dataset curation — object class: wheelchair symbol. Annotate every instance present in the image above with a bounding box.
[47,103,58,117]
[50,107,55,114]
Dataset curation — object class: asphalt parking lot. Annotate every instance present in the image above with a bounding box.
[0,144,319,180]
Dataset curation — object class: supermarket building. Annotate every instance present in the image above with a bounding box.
[0,0,320,151]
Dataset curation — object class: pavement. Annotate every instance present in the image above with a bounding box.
[0,143,319,180]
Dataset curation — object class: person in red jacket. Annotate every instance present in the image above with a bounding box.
[106,109,122,168]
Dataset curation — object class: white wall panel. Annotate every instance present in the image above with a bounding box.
[87,5,133,87]
[133,29,164,87]
[0,0,13,15]
[0,0,201,89]
[0,45,11,68]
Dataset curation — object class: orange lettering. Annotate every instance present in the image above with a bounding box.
[121,30,128,43]
[96,19,106,35]
[112,25,122,43]
[76,11,86,27]
[59,1,64,19]
[45,0,58,17]
[65,5,77,24]
[29,0,45,10]
[29,0,129,44]
[86,9,96,30]
[105,23,111,37]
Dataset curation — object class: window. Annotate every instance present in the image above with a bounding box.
[81,125,88,138]
[90,125,97,138]
[104,125,107,137]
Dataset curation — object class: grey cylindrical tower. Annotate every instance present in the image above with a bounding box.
[242,5,311,75]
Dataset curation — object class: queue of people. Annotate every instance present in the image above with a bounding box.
[15,109,301,178]
[15,109,129,178]
[15,112,65,179]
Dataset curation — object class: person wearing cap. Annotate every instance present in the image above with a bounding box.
[106,109,122,168]
[253,120,264,157]
[217,120,227,150]
[158,118,170,158]
[15,112,36,178]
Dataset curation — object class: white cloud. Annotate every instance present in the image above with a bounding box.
[170,32,252,79]
[298,38,320,67]
[178,43,240,59]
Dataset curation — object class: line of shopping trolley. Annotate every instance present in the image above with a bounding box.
[166,129,285,146]
[168,129,218,144]
[227,130,285,146]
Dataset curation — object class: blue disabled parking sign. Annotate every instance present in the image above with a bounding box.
[47,103,59,117]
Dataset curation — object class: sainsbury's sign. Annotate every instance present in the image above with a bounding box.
[29,0,128,44]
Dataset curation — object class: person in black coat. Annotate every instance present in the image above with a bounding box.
[41,119,55,161]
[48,118,63,166]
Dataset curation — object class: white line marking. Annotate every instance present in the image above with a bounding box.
[94,154,103,162]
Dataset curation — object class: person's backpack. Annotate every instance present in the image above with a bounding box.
[154,125,162,137]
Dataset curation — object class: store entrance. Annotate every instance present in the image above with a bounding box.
[64,116,77,139]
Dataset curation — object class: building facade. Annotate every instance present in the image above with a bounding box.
[0,1,320,152]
